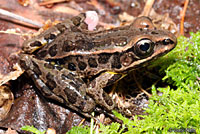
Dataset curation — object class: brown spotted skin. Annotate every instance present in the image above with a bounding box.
[19,13,177,117]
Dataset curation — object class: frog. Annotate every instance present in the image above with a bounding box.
[18,12,177,118]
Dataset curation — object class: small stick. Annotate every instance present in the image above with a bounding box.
[105,0,120,7]
[78,118,85,126]
[88,0,105,13]
[39,0,68,6]
[141,0,155,16]
[180,0,189,36]
[0,8,43,28]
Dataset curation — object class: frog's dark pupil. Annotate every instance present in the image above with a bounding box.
[140,42,150,51]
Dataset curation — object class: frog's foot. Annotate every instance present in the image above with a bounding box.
[94,107,123,124]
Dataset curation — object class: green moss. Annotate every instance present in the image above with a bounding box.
[66,126,90,134]
[153,32,200,90]
[21,125,46,134]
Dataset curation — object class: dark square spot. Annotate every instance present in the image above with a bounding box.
[49,45,57,57]
[68,63,76,71]
[98,53,111,64]
[88,58,98,68]
[78,62,87,70]
[30,41,42,47]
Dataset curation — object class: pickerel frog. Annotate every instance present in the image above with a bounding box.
[19,12,176,117]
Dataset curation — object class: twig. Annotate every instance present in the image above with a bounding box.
[105,0,120,7]
[0,8,43,28]
[141,0,155,16]
[39,0,69,6]
[88,0,105,13]
[0,29,30,37]
[180,0,189,36]
[78,118,85,126]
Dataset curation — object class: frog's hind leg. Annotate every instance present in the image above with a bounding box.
[19,54,95,117]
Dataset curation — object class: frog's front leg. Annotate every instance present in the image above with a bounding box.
[19,54,96,117]
[87,72,125,111]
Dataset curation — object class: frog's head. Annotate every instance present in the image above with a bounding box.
[113,27,177,72]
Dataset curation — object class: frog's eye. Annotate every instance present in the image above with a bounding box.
[134,39,154,58]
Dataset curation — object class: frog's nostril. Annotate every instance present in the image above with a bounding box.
[151,31,159,35]
[162,38,174,45]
